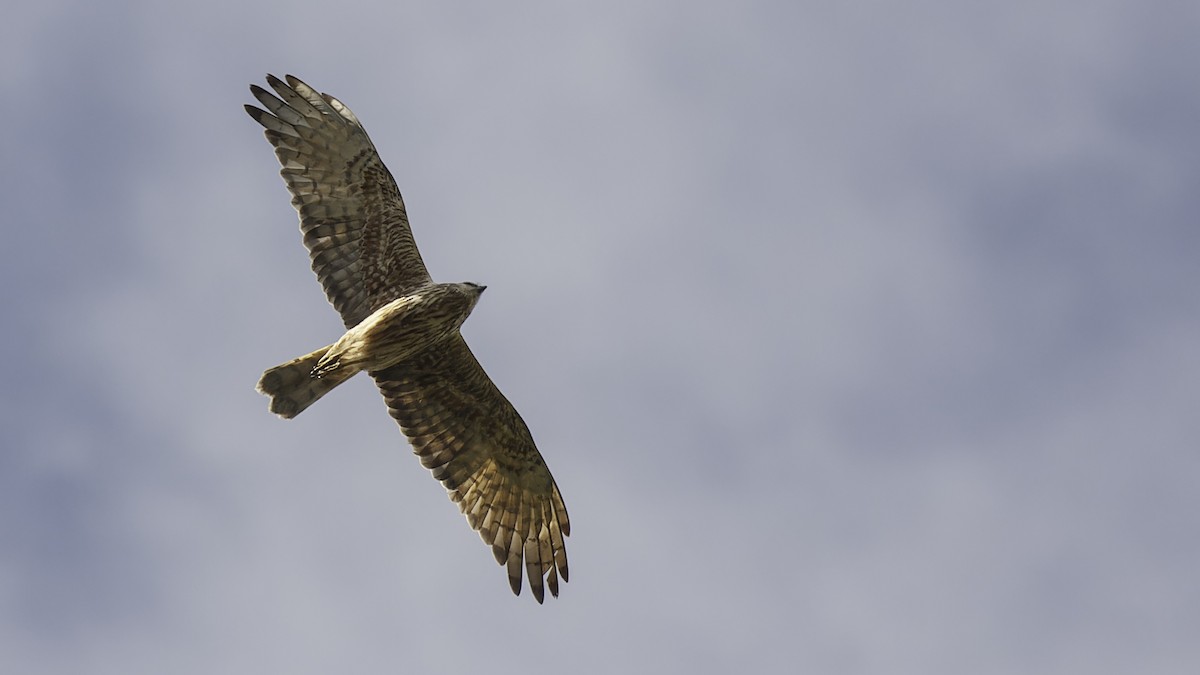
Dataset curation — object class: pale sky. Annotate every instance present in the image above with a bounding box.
[3,2,1199,673]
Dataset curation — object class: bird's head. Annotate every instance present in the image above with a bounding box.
[458,282,487,311]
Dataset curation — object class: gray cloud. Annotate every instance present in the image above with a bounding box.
[3,1,1198,673]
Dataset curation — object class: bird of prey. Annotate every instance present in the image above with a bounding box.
[246,75,569,603]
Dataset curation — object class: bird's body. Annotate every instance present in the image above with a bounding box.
[316,281,485,375]
[247,75,568,603]
[258,282,485,417]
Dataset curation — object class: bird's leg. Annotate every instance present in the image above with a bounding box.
[310,352,342,379]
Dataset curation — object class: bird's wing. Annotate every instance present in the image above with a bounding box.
[246,74,432,328]
[372,336,570,603]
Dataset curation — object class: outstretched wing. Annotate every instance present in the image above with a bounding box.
[246,74,431,329]
[372,337,570,603]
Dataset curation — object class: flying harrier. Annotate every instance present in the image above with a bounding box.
[247,75,569,602]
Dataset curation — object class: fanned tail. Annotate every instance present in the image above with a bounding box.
[257,346,355,418]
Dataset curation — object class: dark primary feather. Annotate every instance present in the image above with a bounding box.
[245,74,432,329]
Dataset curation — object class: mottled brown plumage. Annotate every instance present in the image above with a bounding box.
[248,75,569,603]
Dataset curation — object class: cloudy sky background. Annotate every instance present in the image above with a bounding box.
[3,1,1198,673]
